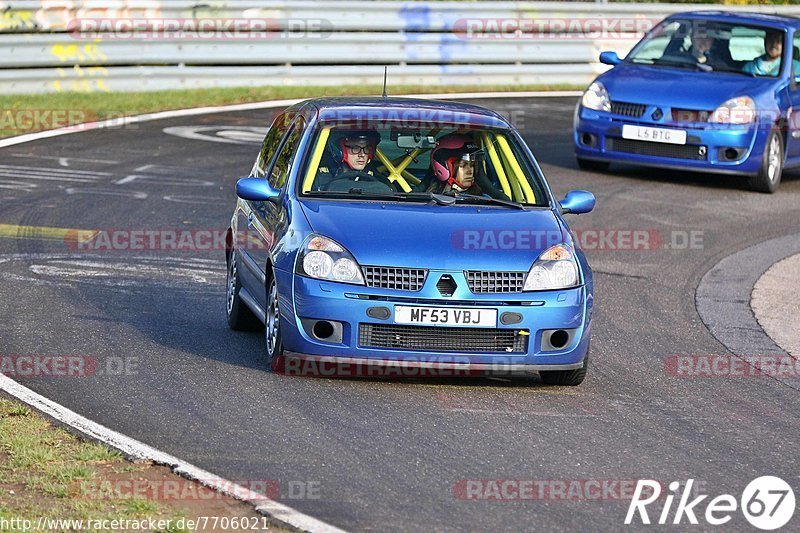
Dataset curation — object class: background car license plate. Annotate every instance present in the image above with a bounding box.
[622,125,687,145]
[394,306,497,327]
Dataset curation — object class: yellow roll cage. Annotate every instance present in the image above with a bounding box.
[302,126,535,204]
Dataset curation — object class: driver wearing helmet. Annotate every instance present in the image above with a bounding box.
[315,129,387,191]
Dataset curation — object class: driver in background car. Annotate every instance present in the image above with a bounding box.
[743,30,789,77]
[677,24,735,70]
[314,129,388,191]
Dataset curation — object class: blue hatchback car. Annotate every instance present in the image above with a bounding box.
[575,11,800,192]
[226,97,595,385]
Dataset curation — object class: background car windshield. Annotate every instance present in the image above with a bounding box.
[299,122,548,207]
[628,19,784,77]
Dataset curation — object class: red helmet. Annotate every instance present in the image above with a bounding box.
[329,130,380,170]
[431,134,480,190]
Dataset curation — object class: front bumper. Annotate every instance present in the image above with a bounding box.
[275,268,592,369]
[574,106,765,175]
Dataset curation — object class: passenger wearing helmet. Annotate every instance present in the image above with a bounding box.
[426,134,491,197]
[427,135,481,195]
[315,129,390,192]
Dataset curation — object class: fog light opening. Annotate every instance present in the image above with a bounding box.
[581,133,597,147]
[724,148,739,160]
[312,321,335,340]
[549,330,569,349]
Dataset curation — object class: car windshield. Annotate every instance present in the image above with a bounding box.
[298,121,549,208]
[627,19,787,78]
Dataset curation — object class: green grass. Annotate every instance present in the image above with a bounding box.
[0,397,284,532]
[0,83,581,138]
[0,398,170,523]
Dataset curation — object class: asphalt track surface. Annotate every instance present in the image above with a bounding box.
[1,97,799,532]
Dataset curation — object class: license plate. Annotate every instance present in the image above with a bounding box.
[622,124,687,145]
[394,306,497,327]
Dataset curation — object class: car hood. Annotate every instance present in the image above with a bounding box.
[298,200,564,271]
[600,64,772,109]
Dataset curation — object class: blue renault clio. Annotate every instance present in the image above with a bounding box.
[227,97,595,385]
[575,11,800,192]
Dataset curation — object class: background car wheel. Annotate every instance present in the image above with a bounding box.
[576,157,610,172]
[226,249,262,331]
[539,353,589,386]
[264,269,283,370]
[748,128,783,193]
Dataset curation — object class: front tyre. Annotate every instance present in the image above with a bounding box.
[748,128,783,193]
[226,249,262,331]
[264,269,283,370]
[576,157,610,172]
[539,353,589,386]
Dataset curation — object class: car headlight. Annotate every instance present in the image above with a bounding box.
[297,235,365,285]
[581,82,611,113]
[523,244,580,291]
[709,96,755,125]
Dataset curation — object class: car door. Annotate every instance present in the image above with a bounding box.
[236,113,293,298]
[244,117,306,308]
[785,30,800,161]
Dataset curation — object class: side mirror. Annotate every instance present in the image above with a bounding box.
[236,177,281,203]
[560,190,595,215]
[599,51,621,66]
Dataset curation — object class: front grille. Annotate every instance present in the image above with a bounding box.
[607,138,707,161]
[465,271,525,293]
[611,101,647,118]
[359,324,528,353]
[363,266,427,291]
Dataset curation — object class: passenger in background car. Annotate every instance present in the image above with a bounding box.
[743,31,791,77]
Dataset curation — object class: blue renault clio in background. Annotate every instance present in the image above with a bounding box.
[226,97,596,385]
[575,11,800,192]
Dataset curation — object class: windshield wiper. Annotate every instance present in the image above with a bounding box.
[454,193,526,210]
[654,58,712,72]
[304,190,456,205]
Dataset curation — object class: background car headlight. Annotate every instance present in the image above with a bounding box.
[709,96,755,125]
[297,235,365,285]
[523,244,580,291]
[581,82,611,113]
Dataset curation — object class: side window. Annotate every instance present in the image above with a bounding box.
[268,118,304,190]
[794,33,800,82]
[251,113,292,177]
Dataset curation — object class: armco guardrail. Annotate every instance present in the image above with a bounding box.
[2,1,800,94]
